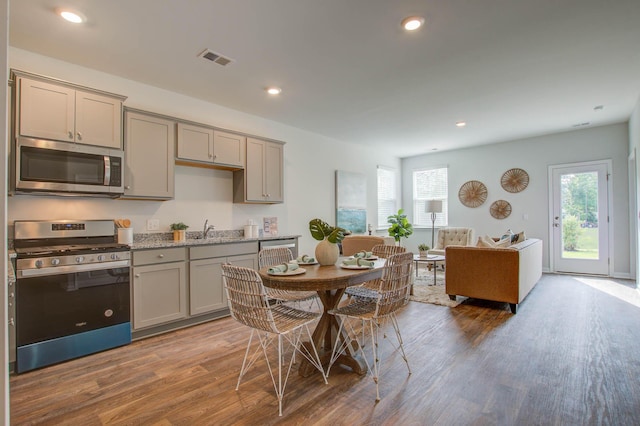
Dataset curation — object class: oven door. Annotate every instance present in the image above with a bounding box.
[14,137,123,195]
[16,266,130,347]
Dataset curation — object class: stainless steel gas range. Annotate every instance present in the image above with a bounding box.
[12,220,132,373]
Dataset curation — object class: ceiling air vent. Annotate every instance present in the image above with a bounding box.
[198,49,234,66]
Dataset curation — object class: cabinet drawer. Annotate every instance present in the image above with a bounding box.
[133,247,186,266]
[190,242,258,260]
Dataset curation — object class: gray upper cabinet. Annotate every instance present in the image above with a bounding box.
[176,122,245,169]
[234,137,284,203]
[123,109,175,200]
[15,73,125,149]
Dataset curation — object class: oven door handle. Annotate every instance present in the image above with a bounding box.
[17,260,130,278]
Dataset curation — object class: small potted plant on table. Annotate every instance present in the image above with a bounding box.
[170,222,189,242]
[418,244,430,258]
[309,218,346,265]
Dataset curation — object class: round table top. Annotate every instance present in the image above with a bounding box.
[413,254,445,262]
[259,258,385,292]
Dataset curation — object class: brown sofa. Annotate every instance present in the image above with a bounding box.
[444,238,542,313]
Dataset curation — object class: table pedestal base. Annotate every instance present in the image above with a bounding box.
[298,288,367,377]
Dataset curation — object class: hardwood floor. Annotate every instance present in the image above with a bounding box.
[10,274,640,425]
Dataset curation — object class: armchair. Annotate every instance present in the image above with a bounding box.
[427,227,475,256]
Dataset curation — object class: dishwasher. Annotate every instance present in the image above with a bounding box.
[258,238,298,258]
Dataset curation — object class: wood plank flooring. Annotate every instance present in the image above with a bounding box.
[10,274,640,425]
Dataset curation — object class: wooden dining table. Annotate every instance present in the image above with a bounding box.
[259,258,385,377]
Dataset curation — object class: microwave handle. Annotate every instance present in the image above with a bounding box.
[104,156,111,185]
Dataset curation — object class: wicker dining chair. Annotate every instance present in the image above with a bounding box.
[258,247,319,308]
[221,264,327,416]
[327,251,413,401]
[344,244,407,299]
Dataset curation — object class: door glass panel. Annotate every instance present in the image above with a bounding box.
[561,171,599,259]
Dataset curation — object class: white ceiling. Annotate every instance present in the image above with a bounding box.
[9,0,640,158]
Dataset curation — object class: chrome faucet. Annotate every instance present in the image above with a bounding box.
[203,219,216,239]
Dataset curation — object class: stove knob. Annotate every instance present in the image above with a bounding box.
[97,255,106,262]
[51,258,60,266]
[75,256,85,263]
[111,253,120,260]
[35,260,44,268]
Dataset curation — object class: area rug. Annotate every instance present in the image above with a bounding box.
[410,272,461,307]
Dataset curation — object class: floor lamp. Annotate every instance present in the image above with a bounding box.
[426,200,443,250]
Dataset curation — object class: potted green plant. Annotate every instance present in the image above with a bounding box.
[387,209,413,245]
[309,218,346,265]
[170,222,189,242]
[418,243,430,258]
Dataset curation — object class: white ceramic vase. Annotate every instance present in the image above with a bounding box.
[315,238,339,265]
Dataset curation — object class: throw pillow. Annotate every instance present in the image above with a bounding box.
[512,231,526,244]
[477,235,497,248]
[501,228,517,243]
[494,236,512,248]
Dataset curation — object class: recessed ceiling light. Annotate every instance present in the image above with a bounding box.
[266,87,282,95]
[57,9,85,23]
[401,16,425,31]
[455,121,467,127]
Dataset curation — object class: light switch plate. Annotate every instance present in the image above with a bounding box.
[147,219,160,231]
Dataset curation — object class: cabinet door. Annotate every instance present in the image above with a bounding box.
[123,111,175,199]
[264,142,284,202]
[176,122,213,162]
[245,137,266,201]
[75,90,123,149]
[229,253,259,270]
[18,77,75,142]
[189,253,258,316]
[213,130,245,167]
[189,257,227,316]
[133,262,187,329]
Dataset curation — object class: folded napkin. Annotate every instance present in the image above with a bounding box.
[268,262,299,273]
[342,258,374,267]
[353,250,373,259]
[296,254,316,263]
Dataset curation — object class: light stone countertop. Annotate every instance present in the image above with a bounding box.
[130,234,301,251]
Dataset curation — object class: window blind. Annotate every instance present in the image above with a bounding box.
[413,167,448,227]
[377,166,397,228]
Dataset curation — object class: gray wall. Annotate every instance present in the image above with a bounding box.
[402,123,631,277]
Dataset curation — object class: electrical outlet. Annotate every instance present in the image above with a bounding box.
[147,219,160,231]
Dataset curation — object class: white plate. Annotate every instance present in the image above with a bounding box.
[297,261,318,265]
[268,267,306,276]
[340,264,373,270]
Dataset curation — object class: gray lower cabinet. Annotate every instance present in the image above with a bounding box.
[132,247,187,330]
[189,242,258,316]
[132,242,258,332]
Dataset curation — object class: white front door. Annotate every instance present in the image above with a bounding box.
[549,161,611,275]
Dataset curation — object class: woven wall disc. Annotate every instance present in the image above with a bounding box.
[458,180,488,208]
[490,200,512,219]
[501,168,529,193]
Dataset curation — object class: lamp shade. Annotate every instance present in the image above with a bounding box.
[425,199,443,213]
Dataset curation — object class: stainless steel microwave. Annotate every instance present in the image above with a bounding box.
[12,137,124,197]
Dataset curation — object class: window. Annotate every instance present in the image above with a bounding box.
[413,167,448,227]
[377,166,397,228]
